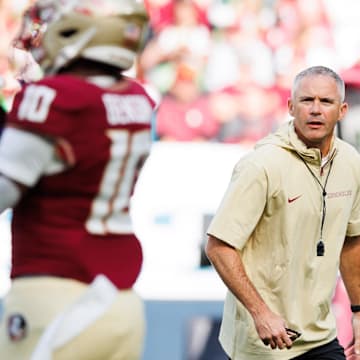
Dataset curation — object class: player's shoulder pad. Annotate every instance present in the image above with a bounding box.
[123,76,157,108]
[33,74,97,111]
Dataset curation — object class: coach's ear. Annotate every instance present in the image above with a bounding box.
[338,101,348,122]
[287,98,294,117]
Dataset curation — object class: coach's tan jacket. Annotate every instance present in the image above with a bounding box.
[207,120,360,359]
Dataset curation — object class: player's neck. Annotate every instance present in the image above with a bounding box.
[59,59,123,80]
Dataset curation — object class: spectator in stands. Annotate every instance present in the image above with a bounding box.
[140,0,210,95]
[156,63,219,141]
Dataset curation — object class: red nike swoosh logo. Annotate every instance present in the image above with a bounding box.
[288,195,302,203]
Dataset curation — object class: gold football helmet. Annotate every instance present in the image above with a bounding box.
[14,0,149,74]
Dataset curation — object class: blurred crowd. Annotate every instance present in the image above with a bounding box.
[141,0,335,143]
[1,0,360,144]
[0,0,42,112]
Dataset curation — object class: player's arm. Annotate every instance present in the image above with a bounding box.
[0,126,55,213]
[340,235,360,358]
[0,175,27,213]
[205,235,293,350]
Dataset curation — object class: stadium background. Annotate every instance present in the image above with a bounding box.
[1,0,360,359]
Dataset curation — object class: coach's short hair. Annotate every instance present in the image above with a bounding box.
[291,66,345,102]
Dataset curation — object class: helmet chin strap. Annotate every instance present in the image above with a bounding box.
[49,27,97,75]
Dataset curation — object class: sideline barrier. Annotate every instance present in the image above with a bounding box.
[132,141,247,359]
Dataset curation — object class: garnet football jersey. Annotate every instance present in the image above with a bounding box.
[5,74,155,289]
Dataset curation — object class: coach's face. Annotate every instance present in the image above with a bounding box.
[288,74,348,157]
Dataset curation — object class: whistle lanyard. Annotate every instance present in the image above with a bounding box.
[299,156,334,256]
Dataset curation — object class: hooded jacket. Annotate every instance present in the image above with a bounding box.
[207,120,360,359]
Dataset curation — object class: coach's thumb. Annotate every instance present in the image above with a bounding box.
[355,340,360,355]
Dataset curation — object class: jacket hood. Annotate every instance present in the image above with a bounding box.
[255,120,337,165]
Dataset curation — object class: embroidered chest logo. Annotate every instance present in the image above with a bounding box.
[327,190,352,199]
[288,195,302,203]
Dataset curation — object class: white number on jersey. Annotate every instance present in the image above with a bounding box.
[85,129,150,235]
[18,85,56,123]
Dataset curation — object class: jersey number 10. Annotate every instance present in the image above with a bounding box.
[17,84,151,235]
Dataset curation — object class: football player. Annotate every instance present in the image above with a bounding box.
[0,0,155,359]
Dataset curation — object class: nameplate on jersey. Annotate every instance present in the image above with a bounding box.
[102,94,152,126]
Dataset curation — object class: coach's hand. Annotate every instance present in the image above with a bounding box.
[347,313,360,359]
[253,309,293,350]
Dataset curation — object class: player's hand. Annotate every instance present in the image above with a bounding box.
[253,310,295,350]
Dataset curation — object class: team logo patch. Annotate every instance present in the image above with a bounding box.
[7,313,27,342]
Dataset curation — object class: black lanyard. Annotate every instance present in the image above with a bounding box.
[298,156,333,256]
